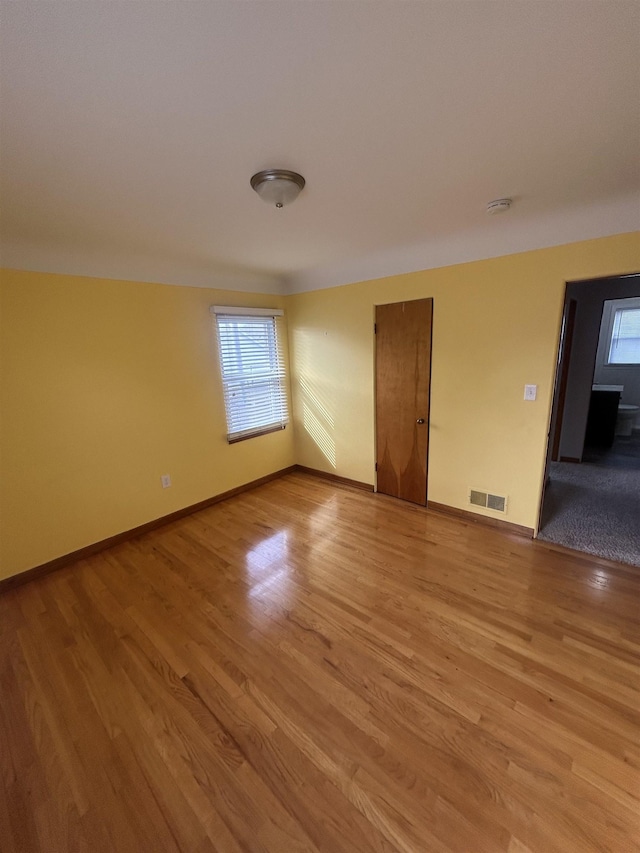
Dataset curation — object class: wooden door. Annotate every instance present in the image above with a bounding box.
[375,298,432,505]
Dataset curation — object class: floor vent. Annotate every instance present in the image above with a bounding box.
[469,489,507,513]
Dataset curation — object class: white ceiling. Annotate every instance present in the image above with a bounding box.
[1,2,639,294]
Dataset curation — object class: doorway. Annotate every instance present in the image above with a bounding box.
[375,298,432,505]
[539,273,640,566]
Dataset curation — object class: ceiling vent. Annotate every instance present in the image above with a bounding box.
[469,489,507,513]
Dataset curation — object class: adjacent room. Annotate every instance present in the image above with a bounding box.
[539,275,640,564]
[1,3,639,852]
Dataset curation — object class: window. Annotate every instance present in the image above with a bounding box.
[212,306,289,443]
[607,302,640,365]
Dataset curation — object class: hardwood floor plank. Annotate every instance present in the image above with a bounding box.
[0,656,42,852]
[182,666,394,853]
[1,472,639,851]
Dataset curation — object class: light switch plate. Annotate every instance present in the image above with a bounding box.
[524,384,537,401]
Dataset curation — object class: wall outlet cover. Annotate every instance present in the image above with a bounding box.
[161,474,171,488]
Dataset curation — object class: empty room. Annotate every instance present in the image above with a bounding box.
[1,3,639,852]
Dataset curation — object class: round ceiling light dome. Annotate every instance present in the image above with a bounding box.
[250,169,306,208]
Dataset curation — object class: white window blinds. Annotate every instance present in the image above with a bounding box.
[608,307,640,364]
[212,307,289,443]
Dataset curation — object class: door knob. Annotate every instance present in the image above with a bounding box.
[416,418,425,424]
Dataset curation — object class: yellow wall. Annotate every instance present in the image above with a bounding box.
[0,270,294,579]
[2,233,639,581]
[287,233,640,531]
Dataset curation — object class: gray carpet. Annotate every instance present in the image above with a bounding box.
[538,457,640,567]
[582,431,640,470]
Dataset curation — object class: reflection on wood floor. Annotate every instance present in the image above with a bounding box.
[1,472,639,852]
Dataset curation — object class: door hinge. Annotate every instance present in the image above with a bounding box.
[374,323,377,334]
[375,462,378,472]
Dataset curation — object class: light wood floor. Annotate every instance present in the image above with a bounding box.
[1,472,639,852]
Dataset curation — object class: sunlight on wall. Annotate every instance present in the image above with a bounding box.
[292,328,337,469]
[299,375,335,429]
[302,400,337,468]
[287,233,640,529]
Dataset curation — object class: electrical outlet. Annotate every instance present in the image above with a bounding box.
[161,474,171,488]
[524,384,537,401]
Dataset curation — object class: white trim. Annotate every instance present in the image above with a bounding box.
[210,305,284,317]
[599,296,640,366]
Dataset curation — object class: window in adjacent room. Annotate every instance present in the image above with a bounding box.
[605,297,640,365]
[212,306,289,443]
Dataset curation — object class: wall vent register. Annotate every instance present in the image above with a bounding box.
[469,489,507,513]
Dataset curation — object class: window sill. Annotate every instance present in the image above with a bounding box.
[228,424,287,444]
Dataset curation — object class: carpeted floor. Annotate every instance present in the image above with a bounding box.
[582,430,640,469]
[538,435,640,567]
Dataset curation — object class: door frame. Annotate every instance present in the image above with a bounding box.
[537,286,572,533]
[537,272,640,535]
[549,297,577,463]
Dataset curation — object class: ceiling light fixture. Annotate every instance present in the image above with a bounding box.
[250,169,305,208]
[486,198,512,215]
